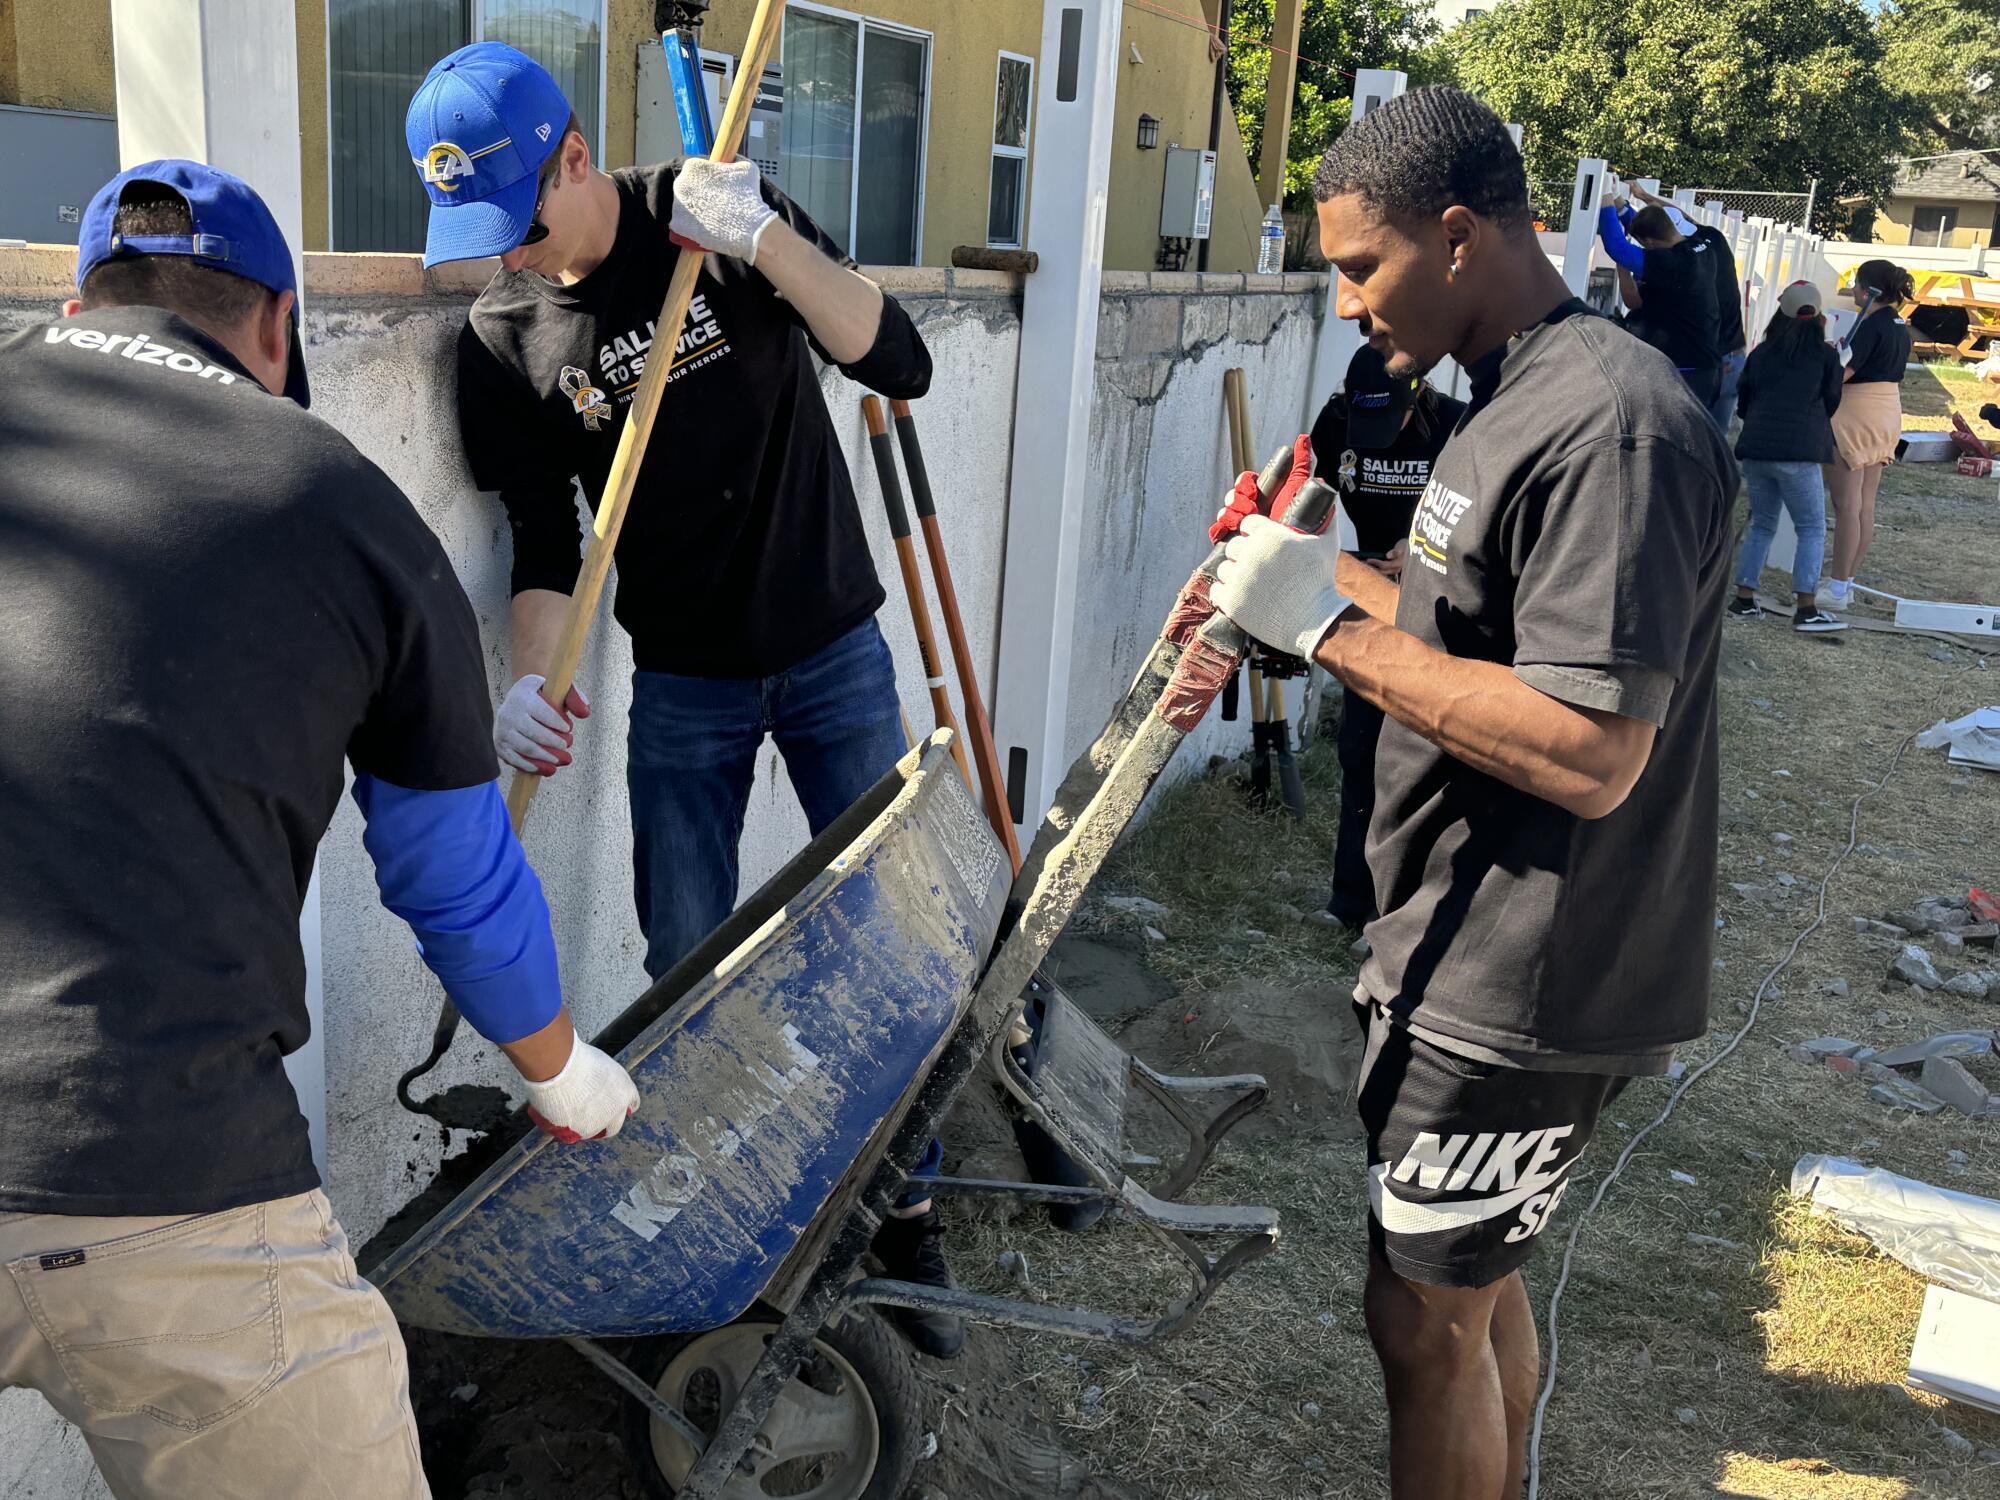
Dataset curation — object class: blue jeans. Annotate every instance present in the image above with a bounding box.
[1736,460,1826,596]
[627,617,907,978]
[1710,348,1747,433]
[626,616,941,1189]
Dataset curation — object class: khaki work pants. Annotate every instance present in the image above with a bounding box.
[0,1189,430,1499]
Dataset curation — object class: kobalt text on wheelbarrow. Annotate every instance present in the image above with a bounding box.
[361,450,1328,1499]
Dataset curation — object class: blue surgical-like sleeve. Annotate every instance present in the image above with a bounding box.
[1597,205,1645,272]
[352,775,563,1044]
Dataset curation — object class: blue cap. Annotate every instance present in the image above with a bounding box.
[76,159,310,408]
[407,42,570,268]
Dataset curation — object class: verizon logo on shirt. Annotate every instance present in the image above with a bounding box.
[43,325,239,384]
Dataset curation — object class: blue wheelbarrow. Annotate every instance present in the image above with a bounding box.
[366,475,1316,1496]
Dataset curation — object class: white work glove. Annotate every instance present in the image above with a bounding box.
[1212,514,1356,660]
[496,674,590,777]
[670,157,779,264]
[522,1037,640,1143]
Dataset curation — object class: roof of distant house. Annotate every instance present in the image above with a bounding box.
[1892,153,2000,202]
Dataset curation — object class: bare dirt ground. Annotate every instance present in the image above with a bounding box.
[387,451,1997,1499]
[940,453,2000,1500]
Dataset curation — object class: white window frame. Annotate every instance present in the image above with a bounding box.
[470,0,610,163]
[1911,202,1957,248]
[786,0,933,265]
[987,50,1033,250]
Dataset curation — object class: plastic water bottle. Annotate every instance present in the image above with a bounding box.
[1258,203,1284,275]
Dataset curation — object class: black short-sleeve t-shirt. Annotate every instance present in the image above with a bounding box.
[1310,387,1467,556]
[458,163,931,677]
[1633,238,1722,373]
[1689,226,1745,353]
[0,307,497,1216]
[1361,303,1737,1069]
[1845,308,1914,385]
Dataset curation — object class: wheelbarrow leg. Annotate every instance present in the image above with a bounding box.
[562,1336,710,1455]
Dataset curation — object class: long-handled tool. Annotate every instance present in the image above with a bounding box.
[861,396,974,792]
[1221,368,1308,819]
[659,1,716,157]
[400,0,782,1123]
[889,398,1023,873]
[504,0,784,833]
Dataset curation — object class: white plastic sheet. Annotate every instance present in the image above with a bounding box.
[1791,1155,2000,1303]
[1915,707,2000,774]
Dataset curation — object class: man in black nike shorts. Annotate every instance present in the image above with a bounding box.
[1211,88,1733,1498]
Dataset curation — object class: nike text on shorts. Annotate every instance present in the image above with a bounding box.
[1357,1005,1629,1288]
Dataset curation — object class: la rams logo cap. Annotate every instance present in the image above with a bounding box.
[405,41,570,267]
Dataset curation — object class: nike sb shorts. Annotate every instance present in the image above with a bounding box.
[1356,1005,1629,1288]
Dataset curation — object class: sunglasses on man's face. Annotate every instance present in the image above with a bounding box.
[521,153,560,247]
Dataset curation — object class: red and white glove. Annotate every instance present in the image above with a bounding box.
[496,674,591,777]
[1212,515,1356,661]
[1210,434,1315,543]
[523,1037,640,1143]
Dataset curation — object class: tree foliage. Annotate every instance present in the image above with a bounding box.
[1226,0,1443,205]
[1877,0,2000,151]
[1445,0,1912,234]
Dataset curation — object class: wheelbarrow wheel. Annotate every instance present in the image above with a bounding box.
[622,1310,923,1500]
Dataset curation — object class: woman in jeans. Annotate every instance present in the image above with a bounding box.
[1728,280,1848,632]
[1823,259,1917,610]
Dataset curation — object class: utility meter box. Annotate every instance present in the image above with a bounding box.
[1160,147,1217,240]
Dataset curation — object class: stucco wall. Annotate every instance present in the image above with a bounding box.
[0,246,1328,1495]
[1875,195,2000,251]
[5,0,112,112]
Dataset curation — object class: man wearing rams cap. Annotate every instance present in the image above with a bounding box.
[408,42,962,1358]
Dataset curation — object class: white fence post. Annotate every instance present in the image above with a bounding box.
[990,0,1123,833]
[1561,156,1609,300]
[1305,69,1407,422]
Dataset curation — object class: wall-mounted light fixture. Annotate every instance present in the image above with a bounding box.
[1137,113,1159,151]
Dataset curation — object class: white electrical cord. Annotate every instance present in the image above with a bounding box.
[1525,718,1935,1497]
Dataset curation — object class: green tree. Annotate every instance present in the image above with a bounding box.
[1877,0,2000,151]
[1227,0,1443,206]
[1447,0,1916,234]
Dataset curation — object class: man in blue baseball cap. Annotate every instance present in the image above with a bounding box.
[406,43,966,1358]
[0,159,640,1497]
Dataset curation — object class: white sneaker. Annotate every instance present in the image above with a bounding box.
[1795,607,1848,634]
[1817,581,1852,609]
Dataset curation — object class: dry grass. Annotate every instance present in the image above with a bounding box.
[948,458,2000,1499]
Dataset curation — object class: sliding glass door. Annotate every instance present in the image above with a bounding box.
[777,5,929,265]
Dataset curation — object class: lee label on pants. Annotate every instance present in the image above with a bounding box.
[37,1250,85,1270]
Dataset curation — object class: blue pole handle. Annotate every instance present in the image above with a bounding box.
[665,26,715,159]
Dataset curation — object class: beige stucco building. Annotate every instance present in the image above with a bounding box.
[0,0,1272,271]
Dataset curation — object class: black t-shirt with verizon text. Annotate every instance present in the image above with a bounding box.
[1361,303,1737,1068]
[457,164,931,677]
[0,308,497,1215]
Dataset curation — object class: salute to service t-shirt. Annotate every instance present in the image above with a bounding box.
[457,163,932,678]
[0,308,498,1215]
[1310,387,1467,555]
[1359,303,1737,1071]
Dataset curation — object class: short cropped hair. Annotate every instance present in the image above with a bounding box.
[1628,206,1677,244]
[1311,86,1528,232]
[78,181,272,328]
